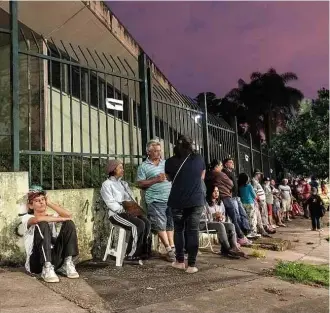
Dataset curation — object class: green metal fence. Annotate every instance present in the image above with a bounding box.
[0,2,276,189]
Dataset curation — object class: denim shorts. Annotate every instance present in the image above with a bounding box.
[147,202,174,232]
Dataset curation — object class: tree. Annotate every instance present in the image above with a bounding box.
[271,88,329,179]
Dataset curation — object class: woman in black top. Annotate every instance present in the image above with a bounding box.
[165,136,206,274]
[306,187,325,231]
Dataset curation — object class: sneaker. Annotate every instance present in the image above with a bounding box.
[124,256,143,265]
[172,261,186,270]
[41,262,59,283]
[262,232,272,238]
[186,266,198,274]
[221,250,240,259]
[57,257,79,279]
[278,223,286,227]
[319,229,324,232]
[247,232,261,239]
[238,237,253,247]
[165,250,176,262]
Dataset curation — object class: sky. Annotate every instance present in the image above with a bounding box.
[107,1,329,99]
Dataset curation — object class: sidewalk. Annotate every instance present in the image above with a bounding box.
[0,216,328,313]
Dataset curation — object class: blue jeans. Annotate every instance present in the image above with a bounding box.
[232,197,251,234]
[172,206,203,267]
[222,197,244,239]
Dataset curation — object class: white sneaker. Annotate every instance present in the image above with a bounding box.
[186,266,198,274]
[247,232,261,239]
[57,257,79,279]
[41,262,59,283]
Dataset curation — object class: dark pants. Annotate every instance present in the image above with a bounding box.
[303,201,309,218]
[222,197,244,239]
[30,220,79,274]
[172,206,203,267]
[311,214,321,230]
[233,197,251,234]
[110,213,151,257]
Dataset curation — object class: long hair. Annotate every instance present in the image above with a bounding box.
[207,159,220,172]
[173,135,195,158]
[206,184,218,206]
[238,173,250,187]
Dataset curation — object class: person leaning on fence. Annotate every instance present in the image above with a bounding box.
[100,160,151,265]
[205,159,252,247]
[21,187,79,283]
[136,140,175,262]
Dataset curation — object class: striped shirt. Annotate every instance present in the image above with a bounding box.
[137,158,171,204]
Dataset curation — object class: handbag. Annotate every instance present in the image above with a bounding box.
[120,182,144,217]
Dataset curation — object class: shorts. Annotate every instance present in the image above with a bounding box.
[147,202,174,232]
[282,199,291,212]
[267,203,273,216]
[273,203,280,214]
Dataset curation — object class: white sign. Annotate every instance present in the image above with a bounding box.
[245,154,249,162]
[106,98,124,111]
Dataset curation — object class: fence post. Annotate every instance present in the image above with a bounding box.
[249,133,254,175]
[233,116,241,174]
[147,66,155,139]
[10,0,19,171]
[201,93,210,165]
[138,52,150,156]
[267,148,272,178]
[260,141,264,173]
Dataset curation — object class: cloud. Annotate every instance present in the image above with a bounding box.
[107,1,329,98]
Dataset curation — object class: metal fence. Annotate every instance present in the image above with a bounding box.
[0,2,276,189]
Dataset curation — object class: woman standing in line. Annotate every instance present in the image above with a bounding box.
[165,136,206,274]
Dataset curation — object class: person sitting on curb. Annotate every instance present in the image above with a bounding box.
[202,185,248,259]
[21,186,79,283]
[101,159,151,265]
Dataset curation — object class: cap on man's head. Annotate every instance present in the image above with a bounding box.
[106,159,122,175]
[264,177,270,182]
[253,169,262,176]
[27,185,46,203]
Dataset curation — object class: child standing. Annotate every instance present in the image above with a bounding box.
[306,187,325,231]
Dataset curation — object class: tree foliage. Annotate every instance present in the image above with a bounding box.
[271,88,329,178]
[196,68,304,143]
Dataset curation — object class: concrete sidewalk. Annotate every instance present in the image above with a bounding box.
[0,216,328,313]
[0,270,88,313]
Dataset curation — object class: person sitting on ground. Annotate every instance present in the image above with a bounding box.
[278,179,293,222]
[291,197,304,217]
[21,186,79,283]
[306,187,325,231]
[136,140,175,262]
[202,185,248,259]
[205,159,252,247]
[101,160,151,265]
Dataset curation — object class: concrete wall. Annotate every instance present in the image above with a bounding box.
[0,171,145,264]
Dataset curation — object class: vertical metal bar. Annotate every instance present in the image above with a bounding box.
[134,82,140,164]
[233,116,241,174]
[79,68,84,186]
[138,53,150,156]
[201,93,210,165]
[68,61,74,186]
[26,39,32,185]
[147,67,155,139]
[128,98,134,181]
[249,133,254,175]
[88,70,92,185]
[10,1,19,171]
[267,148,271,178]
[260,140,264,173]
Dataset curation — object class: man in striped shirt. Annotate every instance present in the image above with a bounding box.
[137,140,174,262]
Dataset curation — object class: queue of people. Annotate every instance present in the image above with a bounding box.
[21,136,328,282]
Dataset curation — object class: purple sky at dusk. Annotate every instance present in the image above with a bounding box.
[108,1,329,99]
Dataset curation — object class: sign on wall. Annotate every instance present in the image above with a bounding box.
[106,98,124,111]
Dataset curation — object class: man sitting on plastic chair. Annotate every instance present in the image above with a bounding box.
[200,184,248,259]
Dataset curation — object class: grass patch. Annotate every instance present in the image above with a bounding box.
[274,261,329,287]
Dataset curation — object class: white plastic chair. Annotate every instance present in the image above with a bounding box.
[199,219,217,253]
[103,225,128,266]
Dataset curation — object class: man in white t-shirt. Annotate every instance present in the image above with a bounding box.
[21,187,79,283]
[279,179,292,221]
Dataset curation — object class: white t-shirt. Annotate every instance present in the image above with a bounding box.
[21,214,58,272]
[279,185,292,200]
